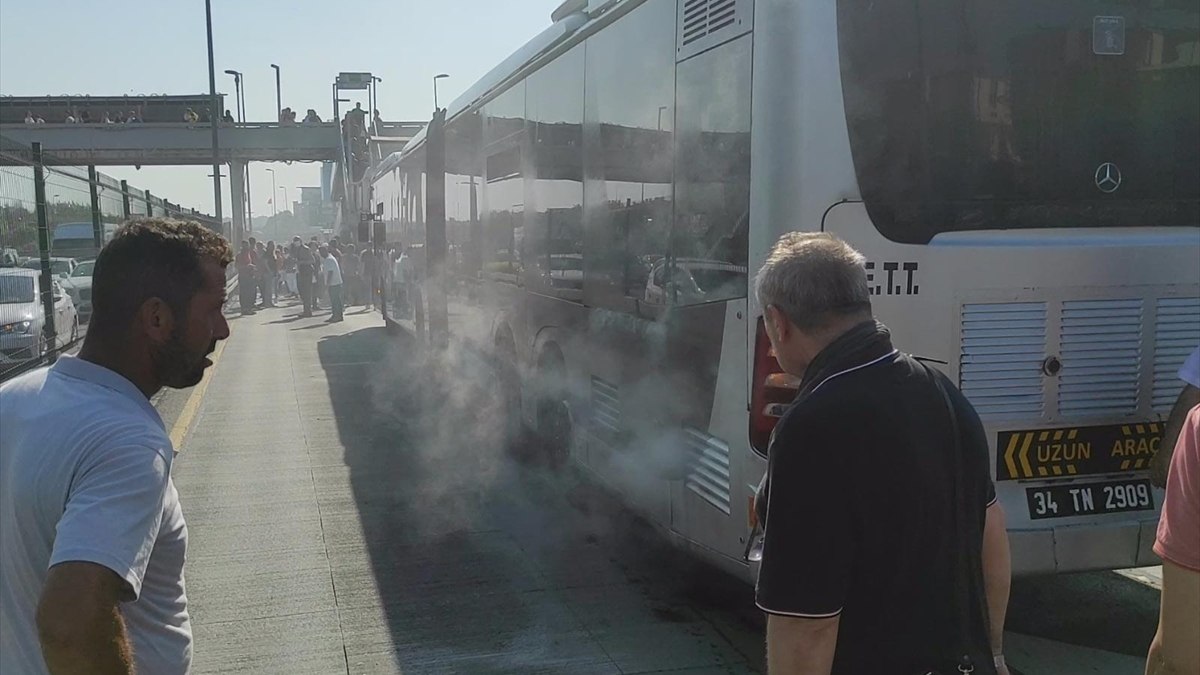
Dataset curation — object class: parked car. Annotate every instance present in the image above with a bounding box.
[21,256,78,280]
[0,269,79,373]
[62,259,94,323]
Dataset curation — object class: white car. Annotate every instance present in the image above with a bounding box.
[62,259,95,323]
[0,269,79,374]
[22,256,78,280]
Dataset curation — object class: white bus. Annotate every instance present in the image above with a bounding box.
[374,0,1200,578]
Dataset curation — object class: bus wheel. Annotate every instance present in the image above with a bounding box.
[489,353,524,458]
[538,397,572,470]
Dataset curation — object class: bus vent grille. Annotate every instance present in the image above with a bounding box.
[1152,296,1200,411]
[681,0,737,46]
[683,426,731,515]
[590,376,622,437]
[677,0,750,61]
[1058,299,1142,417]
[960,302,1047,419]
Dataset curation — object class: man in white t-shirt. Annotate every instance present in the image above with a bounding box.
[0,218,232,674]
[320,244,344,322]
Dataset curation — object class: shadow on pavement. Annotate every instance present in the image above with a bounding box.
[314,326,765,673]
[1007,570,1159,656]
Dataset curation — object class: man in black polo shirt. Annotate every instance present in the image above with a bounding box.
[753,233,1011,674]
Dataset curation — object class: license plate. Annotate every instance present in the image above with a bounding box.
[1026,479,1154,520]
[996,423,1162,481]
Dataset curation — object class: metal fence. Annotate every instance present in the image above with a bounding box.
[0,133,222,382]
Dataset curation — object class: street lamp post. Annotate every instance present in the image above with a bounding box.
[223,70,243,123]
[265,168,277,217]
[224,69,252,233]
[204,0,223,231]
[433,73,449,112]
[270,64,281,122]
[371,76,382,134]
[280,186,289,213]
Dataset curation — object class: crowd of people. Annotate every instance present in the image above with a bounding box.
[234,233,413,324]
[21,105,328,126]
[25,109,143,124]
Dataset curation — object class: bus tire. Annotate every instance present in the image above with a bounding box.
[537,397,572,470]
[489,338,524,459]
[534,347,572,470]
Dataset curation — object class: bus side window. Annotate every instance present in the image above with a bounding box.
[671,35,753,305]
[581,0,675,313]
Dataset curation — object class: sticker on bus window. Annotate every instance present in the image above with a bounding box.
[1093,16,1125,56]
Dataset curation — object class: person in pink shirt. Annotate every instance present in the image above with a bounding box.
[1146,404,1200,674]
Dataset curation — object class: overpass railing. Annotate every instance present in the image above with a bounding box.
[0,121,343,166]
[0,133,222,383]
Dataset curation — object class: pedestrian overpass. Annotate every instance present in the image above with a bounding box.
[0,120,423,242]
[0,122,342,165]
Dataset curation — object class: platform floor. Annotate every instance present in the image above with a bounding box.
[166,293,1157,674]
[172,299,764,674]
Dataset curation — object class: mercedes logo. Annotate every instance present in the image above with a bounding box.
[1095,162,1122,193]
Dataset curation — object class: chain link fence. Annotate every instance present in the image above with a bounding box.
[1,133,222,382]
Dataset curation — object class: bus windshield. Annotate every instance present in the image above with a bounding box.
[838,0,1200,243]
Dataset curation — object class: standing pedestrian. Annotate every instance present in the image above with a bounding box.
[0,218,232,675]
[235,240,256,315]
[751,232,1010,674]
[360,246,376,310]
[263,241,279,307]
[309,241,326,310]
[283,245,298,298]
[293,237,316,317]
[342,243,362,307]
[320,244,344,322]
[247,237,261,307]
[1146,402,1200,675]
[254,241,273,308]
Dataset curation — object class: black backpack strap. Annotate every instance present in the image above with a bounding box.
[925,362,987,673]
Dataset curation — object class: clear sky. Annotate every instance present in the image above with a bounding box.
[0,0,552,219]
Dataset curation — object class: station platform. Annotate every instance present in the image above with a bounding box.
[161,291,1160,675]
[168,295,765,674]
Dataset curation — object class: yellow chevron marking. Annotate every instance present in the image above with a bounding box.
[1068,429,1078,440]
[1067,465,1077,475]
[1053,429,1064,441]
[1052,466,1063,476]
[1003,434,1021,480]
[1039,431,1050,442]
[1038,467,1049,477]
[1019,434,1035,478]
[1121,460,1131,471]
